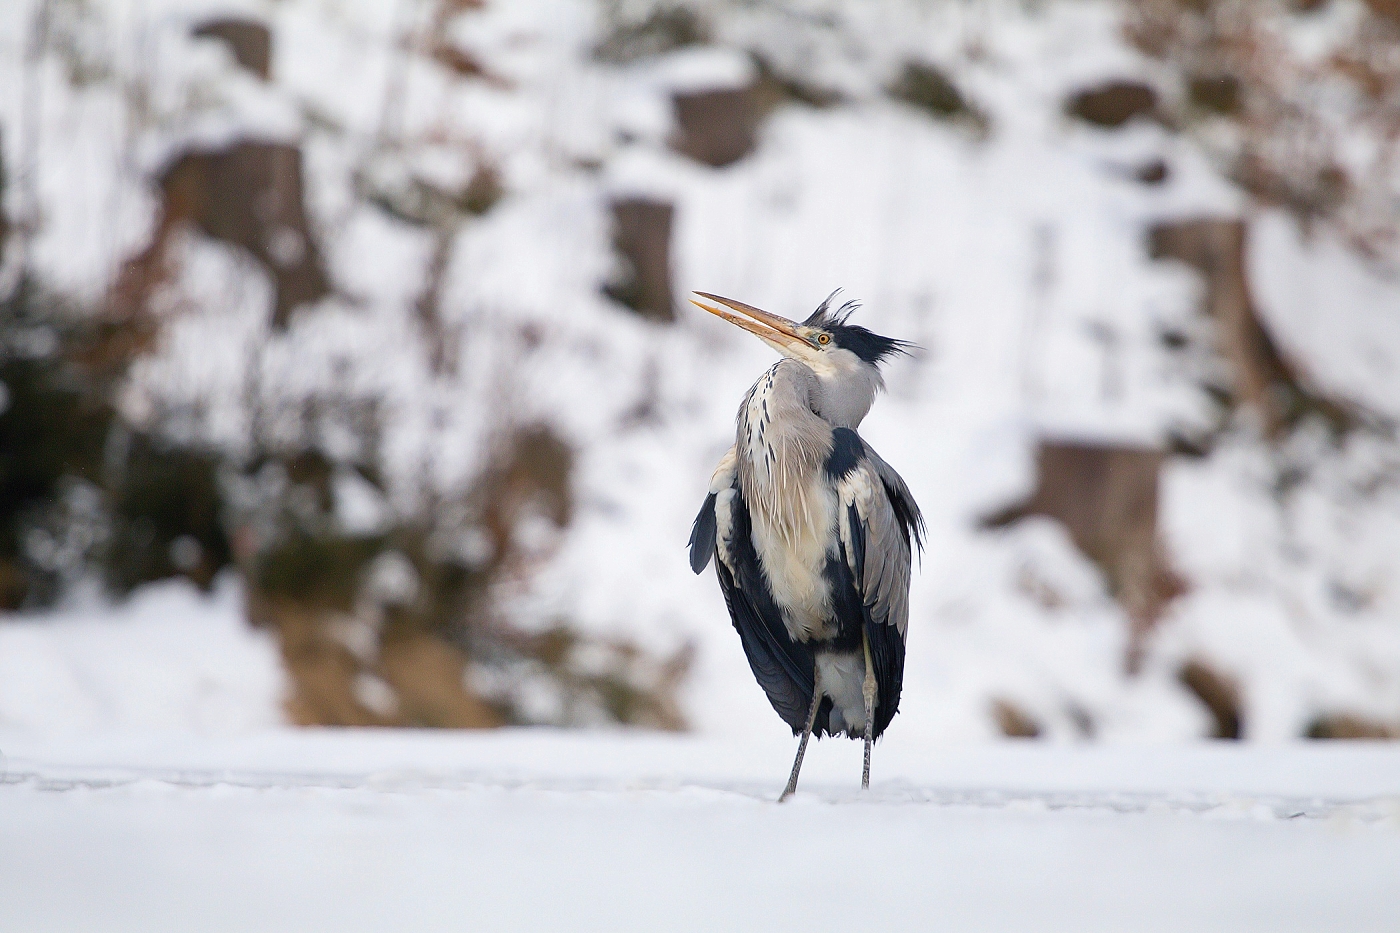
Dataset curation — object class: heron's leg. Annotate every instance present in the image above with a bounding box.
[861,630,877,790]
[778,689,822,802]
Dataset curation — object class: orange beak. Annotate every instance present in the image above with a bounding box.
[688,292,809,353]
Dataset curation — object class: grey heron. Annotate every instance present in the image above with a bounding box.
[688,291,923,800]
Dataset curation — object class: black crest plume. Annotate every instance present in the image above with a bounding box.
[803,290,912,366]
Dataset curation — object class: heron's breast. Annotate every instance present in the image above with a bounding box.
[747,479,837,641]
[735,362,838,640]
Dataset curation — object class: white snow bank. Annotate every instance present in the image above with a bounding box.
[0,577,285,735]
[1250,210,1400,421]
[1156,430,1400,740]
[647,46,757,93]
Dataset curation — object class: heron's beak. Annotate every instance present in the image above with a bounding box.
[689,292,810,356]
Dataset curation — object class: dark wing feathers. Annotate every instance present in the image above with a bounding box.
[864,445,924,554]
[836,456,913,636]
[716,488,819,734]
[865,604,905,737]
[688,492,717,574]
[845,503,865,584]
[835,446,918,738]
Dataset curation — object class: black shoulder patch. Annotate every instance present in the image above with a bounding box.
[825,428,865,481]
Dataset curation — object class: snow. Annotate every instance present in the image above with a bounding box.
[649,46,757,94]
[1155,427,1400,739]
[2,730,1399,933]
[0,578,283,736]
[0,582,1396,931]
[1,576,1394,931]
[1250,209,1400,422]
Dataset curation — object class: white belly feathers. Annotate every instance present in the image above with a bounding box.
[748,479,836,640]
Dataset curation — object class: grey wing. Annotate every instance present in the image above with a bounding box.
[836,458,914,637]
[863,444,924,553]
[834,453,916,737]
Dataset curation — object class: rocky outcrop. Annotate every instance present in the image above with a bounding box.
[605,198,675,322]
[157,141,330,329]
[987,440,1185,670]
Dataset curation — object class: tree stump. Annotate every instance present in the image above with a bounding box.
[1149,218,1338,436]
[1065,80,1158,128]
[1178,658,1242,739]
[192,18,272,81]
[159,141,330,328]
[671,86,761,168]
[986,439,1185,669]
[605,198,675,322]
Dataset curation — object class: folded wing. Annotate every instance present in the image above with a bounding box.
[691,447,821,734]
[833,438,919,737]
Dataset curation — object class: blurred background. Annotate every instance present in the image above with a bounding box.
[1,0,1399,745]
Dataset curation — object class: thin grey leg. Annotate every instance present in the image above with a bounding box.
[779,690,822,802]
[862,630,877,790]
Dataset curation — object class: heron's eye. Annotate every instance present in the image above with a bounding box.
[816,333,831,346]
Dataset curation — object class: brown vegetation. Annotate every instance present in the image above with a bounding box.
[1127,0,1400,265]
[1,1,694,728]
[594,4,710,63]
[889,61,989,135]
[1178,659,1242,739]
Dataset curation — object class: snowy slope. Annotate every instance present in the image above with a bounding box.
[3,0,1400,742]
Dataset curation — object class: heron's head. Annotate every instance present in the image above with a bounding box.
[690,290,910,427]
[690,290,909,375]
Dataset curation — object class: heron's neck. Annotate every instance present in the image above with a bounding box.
[808,360,881,430]
[736,362,830,534]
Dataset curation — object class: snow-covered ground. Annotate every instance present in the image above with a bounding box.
[3,580,1397,931]
[3,730,1400,933]
[0,579,282,736]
